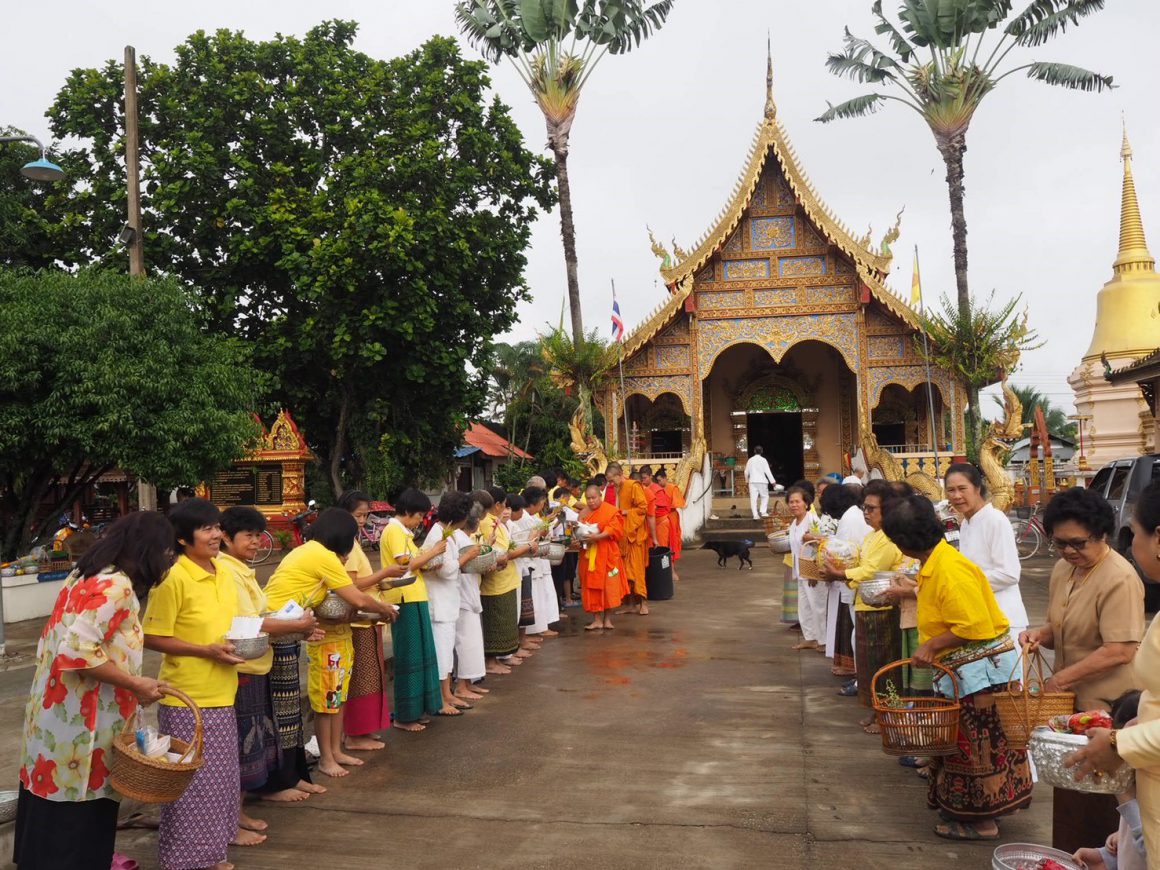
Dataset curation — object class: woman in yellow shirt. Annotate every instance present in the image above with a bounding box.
[379,488,448,733]
[264,509,397,779]
[219,506,321,842]
[881,495,1032,842]
[824,480,907,731]
[338,491,409,751]
[476,488,538,676]
[143,498,246,870]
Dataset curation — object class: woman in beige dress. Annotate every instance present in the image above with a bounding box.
[1067,480,1160,864]
[1020,487,1145,854]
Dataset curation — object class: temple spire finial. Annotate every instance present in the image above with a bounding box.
[1114,118,1155,275]
[764,33,776,119]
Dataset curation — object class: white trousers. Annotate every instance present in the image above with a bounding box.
[797,576,829,644]
[454,609,485,682]
[432,619,457,680]
[527,561,560,634]
[749,482,769,518]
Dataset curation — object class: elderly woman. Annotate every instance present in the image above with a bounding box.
[819,483,870,685]
[15,513,171,870]
[882,495,1032,841]
[787,482,822,648]
[1067,480,1160,864]
[824,479,906,731]
[1021,487,1145,853]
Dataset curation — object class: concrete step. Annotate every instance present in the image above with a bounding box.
[697,528,764,544]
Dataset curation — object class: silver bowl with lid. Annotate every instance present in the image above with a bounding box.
[858,572,897,607]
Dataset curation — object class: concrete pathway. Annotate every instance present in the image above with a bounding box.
[2,547,1058,869]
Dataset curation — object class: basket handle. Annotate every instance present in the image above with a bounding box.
[117,686,203,764]
[872,657,960,702]
[1006,643,1055,693]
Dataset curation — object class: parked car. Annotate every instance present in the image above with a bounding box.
[1088,454,1160,609]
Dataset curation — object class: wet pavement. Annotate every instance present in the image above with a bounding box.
[0,547,1060,869]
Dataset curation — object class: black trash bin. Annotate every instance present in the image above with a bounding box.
[646,546,674,601]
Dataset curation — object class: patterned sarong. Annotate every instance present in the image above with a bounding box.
[391,600,442,723]
[481,588,520,657]
[345,624,390,736]
[235,672,281,792]
[855,608,901,708]
[260,640,313,793]
[158,705,239,869]
[780,566,798,625]
[834,602,855,671]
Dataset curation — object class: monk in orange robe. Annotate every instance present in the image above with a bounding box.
[655,468,685,582]
[607,462,652,616]
[577,483,629,630]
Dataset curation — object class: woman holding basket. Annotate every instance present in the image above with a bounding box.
[882,495,1032,842]
[15,512,172,870]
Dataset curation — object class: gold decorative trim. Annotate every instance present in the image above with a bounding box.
[621,275,694,359]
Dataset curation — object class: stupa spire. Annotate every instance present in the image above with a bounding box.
[764,34,776,119]
[1114,121,1155,275]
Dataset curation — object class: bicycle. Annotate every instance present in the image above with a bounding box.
[249,501,318,566]
[1011,510,1053,561]
[357,513,391,550]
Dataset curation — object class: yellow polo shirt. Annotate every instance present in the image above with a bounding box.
[143,554,239,707]
[479,514,520,596]
[380,518,429,605]
[217,551,273,676]
[264,540,354,641]
[845,529,905,612]
[915,539,1009,645]
[346,544,380,628]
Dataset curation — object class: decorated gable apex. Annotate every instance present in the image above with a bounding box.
[252,409,315,462]
[626,54,921,358]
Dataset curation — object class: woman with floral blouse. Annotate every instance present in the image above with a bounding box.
[15,512,174,870]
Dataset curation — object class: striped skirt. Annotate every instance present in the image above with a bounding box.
[259,641,312,793]
[158,705,239,870]
[481,588,520,657]
[391,601,442,724]
[833,602,855,672]
[235,673,281,792]
[855,608,901,708]
[779,565,799,625]
[900,627,933,693]
[345,624,390,736]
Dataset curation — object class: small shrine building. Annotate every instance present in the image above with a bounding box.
[600,60,967,504]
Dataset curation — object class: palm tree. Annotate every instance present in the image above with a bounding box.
[918,290,1043,459]
[539,325,617,442]
[816,0,1113,427]
[455,0,676,348]
[992,384,1076,440]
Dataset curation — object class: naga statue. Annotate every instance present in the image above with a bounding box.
[977,376,1023,513]
[671,237,690,261]
[879,208,904,258]
[648,226,672,272]
[853,423,944,501]
[569,402,609,477]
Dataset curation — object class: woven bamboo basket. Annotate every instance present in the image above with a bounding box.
[797,558,823,581]
[109,687,203,804]
[873,659,961,757]
[993,645,1075,750]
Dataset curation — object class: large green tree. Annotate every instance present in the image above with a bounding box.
[0,269,260,559]
[38,24,555,494]
[456,0,676,348]
[817,0,1113,429]
[0,130,69,270]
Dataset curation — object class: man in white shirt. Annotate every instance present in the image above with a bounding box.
[744,446,776,519]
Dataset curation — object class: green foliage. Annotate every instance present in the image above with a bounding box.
[0,131,66,270]
[992,384,1077,439]
[36,24,555,498]
[0,268,261,559]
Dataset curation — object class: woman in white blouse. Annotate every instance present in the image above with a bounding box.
[820,484,871,681]
[946,463,1027,642]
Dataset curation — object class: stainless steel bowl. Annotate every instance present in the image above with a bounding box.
[463,546,497,575]
[315,591,357,622]
[857,572,897,607]
[536,541,553,558]
[1029,727,1134,794]
[547,542,567,565]
[992,843,1083,870]
[767,532,791,554]
[227,633,269,660]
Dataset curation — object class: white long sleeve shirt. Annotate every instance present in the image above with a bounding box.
[833,506,872,604]
[744,454,775,486]
[421,523,461,623]
[959,503,1027,630]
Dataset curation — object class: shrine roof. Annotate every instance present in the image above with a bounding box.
[464,422,533,460]
[1106,347,1160,382]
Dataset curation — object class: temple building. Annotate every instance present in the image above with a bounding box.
[598,58,968,525]
[1069,128,1160,466]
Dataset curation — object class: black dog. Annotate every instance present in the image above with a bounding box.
[701,540,754,570]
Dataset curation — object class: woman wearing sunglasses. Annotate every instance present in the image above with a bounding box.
[1020,486,1145,854]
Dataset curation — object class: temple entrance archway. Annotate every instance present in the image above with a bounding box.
[618,391,691,460]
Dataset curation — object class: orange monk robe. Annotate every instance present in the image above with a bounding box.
[618,479,651,598]
[578,501,629,613]
[662,483,686,562]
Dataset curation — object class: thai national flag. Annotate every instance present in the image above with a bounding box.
[611,295,625,343]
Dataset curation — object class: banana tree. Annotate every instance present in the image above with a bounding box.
[817,0,1113,428]
[456,0,676,348]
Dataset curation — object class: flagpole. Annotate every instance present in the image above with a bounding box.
[914,246,941,477]
[612,278,632,463]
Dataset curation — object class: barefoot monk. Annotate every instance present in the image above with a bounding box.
[606,462,651,616]
[577,483,629,630]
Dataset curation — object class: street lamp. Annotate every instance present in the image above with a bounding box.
[0,134,65,182]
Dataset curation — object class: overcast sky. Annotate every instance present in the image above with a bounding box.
[5,1,1159,417]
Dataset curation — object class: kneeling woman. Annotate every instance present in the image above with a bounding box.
[882,496,1033,841]
[265,509,398,778]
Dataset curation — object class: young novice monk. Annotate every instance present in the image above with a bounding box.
[577,483,629,631]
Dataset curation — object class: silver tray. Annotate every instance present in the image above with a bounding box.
[1028,727,1134,794]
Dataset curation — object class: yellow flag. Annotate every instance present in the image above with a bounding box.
[910,249,922,307]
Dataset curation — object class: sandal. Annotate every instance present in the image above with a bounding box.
[934,821,998,841]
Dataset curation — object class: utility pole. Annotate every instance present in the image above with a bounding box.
[125,45,157,511]
[124,46,145,277]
